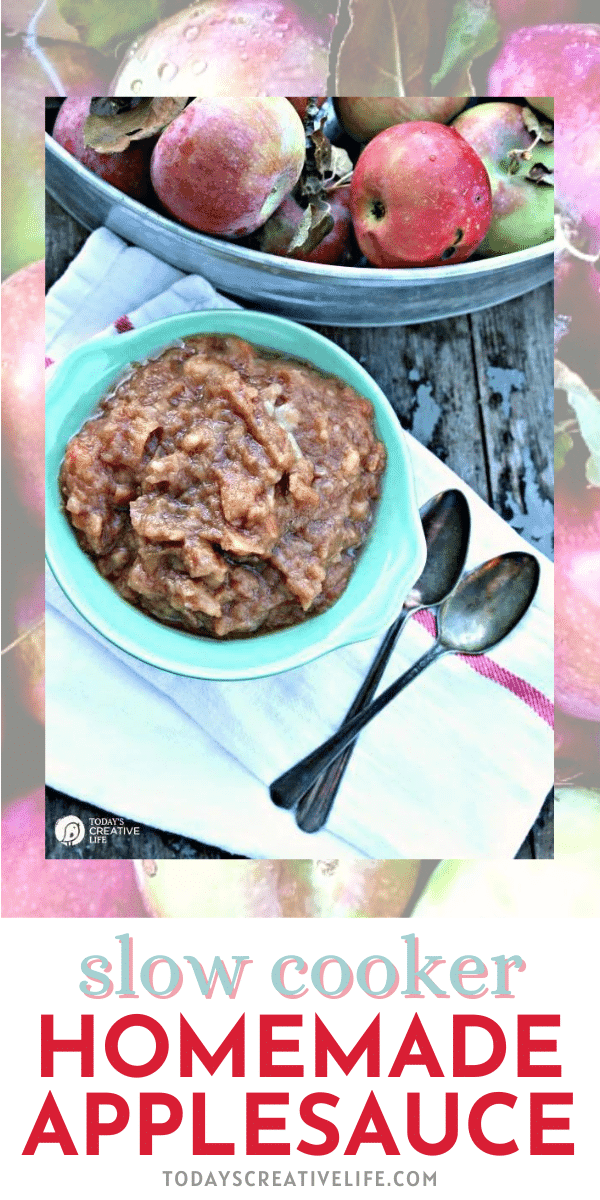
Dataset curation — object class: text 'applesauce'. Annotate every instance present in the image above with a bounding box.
[60,335,386,638]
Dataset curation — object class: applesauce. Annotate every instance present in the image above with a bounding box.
[60,335,386,638]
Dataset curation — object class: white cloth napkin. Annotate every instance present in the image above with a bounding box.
[45,228,553,860]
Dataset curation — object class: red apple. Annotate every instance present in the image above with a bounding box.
[337,96,467,143]
[350,122,492,268]
[53,97,153,201]
[151,97,306,237]
[111,1,333,96]
[555,255,600,386]
[1,260,45,523]
[495,0,579,34]
[555,709,600,788]
[555,483,600,722]
[452,101,554,254]
[2,791,148,917]
[258,186,353,264]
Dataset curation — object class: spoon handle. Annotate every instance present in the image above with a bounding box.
[270,641,445,811]
[295,608,414,833]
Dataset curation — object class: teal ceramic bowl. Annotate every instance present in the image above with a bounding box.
[46,310,426,680]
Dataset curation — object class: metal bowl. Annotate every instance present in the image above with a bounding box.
[46,134,554,328]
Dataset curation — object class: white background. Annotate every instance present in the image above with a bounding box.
[3,918,597,1197]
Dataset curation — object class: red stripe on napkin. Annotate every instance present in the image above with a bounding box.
[414,609,553,728]
[114,315,134,333]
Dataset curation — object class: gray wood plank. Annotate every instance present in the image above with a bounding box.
[531,790,554,858]
[469,284,554,559]
[313,319,490,500]
[45,193,88,289]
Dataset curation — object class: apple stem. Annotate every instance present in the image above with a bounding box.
[327,171,354,191]
[24,0,67,96]
[554,214,600,263]
[1,618,44,658]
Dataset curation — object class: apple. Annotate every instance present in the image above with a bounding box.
[452,102,554,255]
[151,97,306,237]
[1,32,110,275]
[494,0,578,34]
[2,791,148,917]
[257,186,353,264]
[53,97,154,201]
[487,23,600,246]
[111,1,333,96]
[2,0,82,40]
[337,96,467,143]
[412,788,600,917]
[555,709,600,788]
[495,0,579,34]
[136,858,421,918]
[555,255,600,386]
[1,260,45,522]
[350,122,492,268]
[11,569,44,726]
[527,97,554,119]
[555,483,600,723]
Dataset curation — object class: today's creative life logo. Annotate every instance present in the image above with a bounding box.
[54,815,85,846]
[53,814,141,846]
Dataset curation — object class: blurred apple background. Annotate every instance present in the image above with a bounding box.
[2,1,599,916]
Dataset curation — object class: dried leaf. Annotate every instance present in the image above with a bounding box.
[430,0,499,90]
[335,0,430,97]
[521,106,554,144]
[289,201,336,257]
[84,98,188,153]
[526,162,554,186]
[298,125,353,203]
[555,358,600,487]
[257,199,334,259]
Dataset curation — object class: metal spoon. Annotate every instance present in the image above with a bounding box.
[270,551,540,812]
[293,489,471,831]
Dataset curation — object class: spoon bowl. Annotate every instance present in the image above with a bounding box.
[406,488,472,610]
[271,549,541,812]
[439,552,541,654]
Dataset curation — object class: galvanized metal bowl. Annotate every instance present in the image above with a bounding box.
[45,134,554,328]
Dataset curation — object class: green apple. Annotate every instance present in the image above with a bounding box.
[136,858,421,918]
[452,101,554,256]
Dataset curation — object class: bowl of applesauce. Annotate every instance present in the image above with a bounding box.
[46,309,426,680]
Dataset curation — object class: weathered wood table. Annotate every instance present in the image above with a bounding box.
[45,195,554,861]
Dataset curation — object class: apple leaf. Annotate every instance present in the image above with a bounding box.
[521,106,554,145]
[555,358,600,487]
[296,123,353,204]
[430,0,499,90]
[554,429,574,475]
[84,99,188,153]
[335,0,431,96]
[57,0,171,51]
[289,201,336,257]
